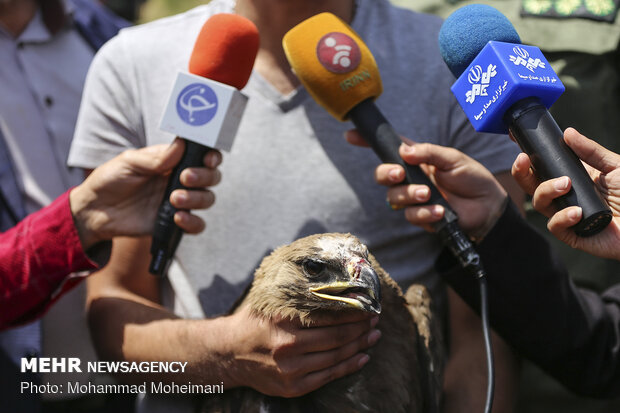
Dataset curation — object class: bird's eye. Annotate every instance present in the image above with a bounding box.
[302,259,325,277]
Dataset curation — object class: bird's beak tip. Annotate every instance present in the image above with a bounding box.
[309,265,382,314]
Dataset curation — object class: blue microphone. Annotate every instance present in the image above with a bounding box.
[439,4,611,237]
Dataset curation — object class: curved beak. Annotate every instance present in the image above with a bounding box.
[310,260,382,314]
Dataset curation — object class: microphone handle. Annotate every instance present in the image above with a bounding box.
[149,140,212,277]
[504,98,612,237]
[348,99,483,277]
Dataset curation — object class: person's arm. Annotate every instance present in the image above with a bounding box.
[442,288,520,413]
[0,190,97,328]
[439,200,620,397]
[442,171,521,413]
[0,139,220,329]
[69,138,219,248]
[373,133,620,396]
[87,236,380,394]
[512,127,620,261]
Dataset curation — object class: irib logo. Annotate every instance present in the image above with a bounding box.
[316,32,361,74]
[509,46,545,73]
[466,64,497,104]
[176,83,218,126]
[467,65,483,84]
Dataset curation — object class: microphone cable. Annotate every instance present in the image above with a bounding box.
[447,240,494,413]
[479,273,494,413]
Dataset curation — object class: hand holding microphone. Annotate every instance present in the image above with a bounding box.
[150,14,259,277]
[72,139,221,249]
[283,13,484,277]
[439,4,611,237]
[346,130,508,242]
[513,128,620,260]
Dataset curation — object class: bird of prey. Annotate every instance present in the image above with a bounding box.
[200,233,443,413]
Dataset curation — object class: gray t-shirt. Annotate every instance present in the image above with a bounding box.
[69,0,519,319]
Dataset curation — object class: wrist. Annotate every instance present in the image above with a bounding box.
[470,195,510,244]
[69,185,103,250]
[193,314,244,388]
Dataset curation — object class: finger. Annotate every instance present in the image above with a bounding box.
[118,140,184,176]
[403,205,444,228]
[300,353,370,394]
[170,189,215,210]
[180,167,222,188]
[148,138,185,173]
[204,149,223,169]
[386,184,431,207]
[344,129,370,147]
[564,128,620,175]
[511,153,539,196]
[375,164,406,186]
[303,329,381,372]
[174,211,206,234]
[300,312,376,328]
[295,317,377,353]
[547,207,583,240]
[399,142,467,171]
[532,176,571,217]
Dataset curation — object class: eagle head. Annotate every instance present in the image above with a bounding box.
[245,233,382,323]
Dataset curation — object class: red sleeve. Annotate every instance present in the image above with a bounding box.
[0,189,98,329]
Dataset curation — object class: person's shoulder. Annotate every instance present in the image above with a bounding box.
[391,2,443,28]
[116,5,212,47]
[357,0,448,75]
[358,0,444,52]
[91,5,218,72]
[368,0,443,33]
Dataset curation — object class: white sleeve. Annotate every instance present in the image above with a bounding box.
[68,30,146,169]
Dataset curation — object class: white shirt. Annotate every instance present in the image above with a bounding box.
[0,4,94,386]
[0,7,92,214]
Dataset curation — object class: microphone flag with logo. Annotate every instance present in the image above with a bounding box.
[283,13,485,279]
[439,4,611,236]
[150,13,259,277]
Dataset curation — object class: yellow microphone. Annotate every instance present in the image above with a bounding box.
[283,13,485,279]
[283,13,381,121]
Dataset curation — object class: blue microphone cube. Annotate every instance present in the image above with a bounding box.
[450,41,564,134]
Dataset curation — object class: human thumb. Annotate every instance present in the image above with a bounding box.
[127,139,185,175]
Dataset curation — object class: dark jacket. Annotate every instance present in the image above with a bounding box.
[437,202,620,397]
[69,0,129,50]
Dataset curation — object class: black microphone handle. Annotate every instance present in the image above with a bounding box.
[348,99,483,277]
[504,98,612,237]
[149,140,213,277]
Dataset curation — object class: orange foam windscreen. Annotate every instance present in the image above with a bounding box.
[283,13,382,121]
[189,13,259,90]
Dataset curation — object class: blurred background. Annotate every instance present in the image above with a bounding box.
[99,0,205,23]
[138,0,204,22]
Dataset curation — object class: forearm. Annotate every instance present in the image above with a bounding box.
[442,289,519,413]
[85,235,239,386]
[438,201,620,397]
[88,284,235,386]
[0,190,97,328]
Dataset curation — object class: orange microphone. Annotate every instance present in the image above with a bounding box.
[189,14,259,89]
[150,14,259,277]
[283,13,484,278]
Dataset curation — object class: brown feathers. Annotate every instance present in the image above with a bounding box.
[201,233,443,413]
